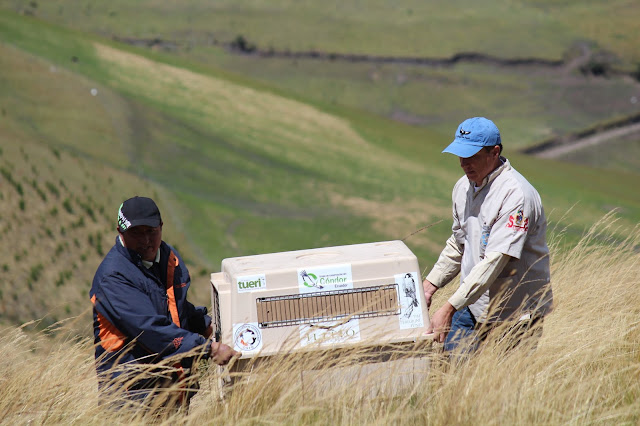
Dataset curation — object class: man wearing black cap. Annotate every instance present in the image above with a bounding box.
[90,196,238,408]
[422,117,553,352]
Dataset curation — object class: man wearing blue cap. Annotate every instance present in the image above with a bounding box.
[422,117,553,352]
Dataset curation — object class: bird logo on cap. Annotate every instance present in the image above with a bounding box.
[460,129,471,135]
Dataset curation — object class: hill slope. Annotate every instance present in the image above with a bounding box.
[3,0,640,156]
[1,11,639,329]
[5,0,640,63]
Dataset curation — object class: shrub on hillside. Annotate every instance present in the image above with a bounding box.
[29,263,44,284]
[77,198,97,222]
[0,167,23,196]
[231,35,256,53]
[88,232,104,256]
[55,270,72,287]
[580,59,609,76]
[45,181,60,198]
[579,50,618,77]
[30,179,47,201]
[62,198,74,214]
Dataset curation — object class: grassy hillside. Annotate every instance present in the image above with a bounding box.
[0,8,639,424]
[4,0,640,63]
[0,11,452,326]
[2,1,640,153]
[1,11,639,330]
[206,54,640,152]
[0,117,214,328]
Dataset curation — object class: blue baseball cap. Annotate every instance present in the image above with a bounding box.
[442,117,502,158]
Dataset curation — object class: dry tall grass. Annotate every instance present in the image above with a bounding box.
[1,215,638,425]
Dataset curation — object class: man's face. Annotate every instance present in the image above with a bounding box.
[459,146,501,186]
[121,225,162,261]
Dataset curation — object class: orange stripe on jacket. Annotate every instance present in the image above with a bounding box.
[91,294,127,352]
[166,251,188,405]
[166,252,181,327]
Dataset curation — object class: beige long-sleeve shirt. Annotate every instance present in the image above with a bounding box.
[426,158,552,323]
[426,235,510,310]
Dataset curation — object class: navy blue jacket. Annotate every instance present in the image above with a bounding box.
[90,237,211,386]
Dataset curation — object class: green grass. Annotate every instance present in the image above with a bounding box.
[3,3,640,153]
[0,10,454,258]
[1,9,639,327]
[197,53,640,150]
[5,0,640,64]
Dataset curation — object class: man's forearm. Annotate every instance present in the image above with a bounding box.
[425,234,463,288]
[448,252,511,310]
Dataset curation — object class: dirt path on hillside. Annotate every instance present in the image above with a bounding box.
[533,122,640,159]
[522,110,640,158]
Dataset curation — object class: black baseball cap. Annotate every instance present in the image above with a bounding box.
[117,196,162,232]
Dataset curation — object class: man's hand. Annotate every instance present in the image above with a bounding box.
[426,302,456,343]
[210,341,240,365]
[422,279,438,309]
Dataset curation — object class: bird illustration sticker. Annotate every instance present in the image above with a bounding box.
[299,270,323,290]
[396,272,424,329]
[297,264,353,294]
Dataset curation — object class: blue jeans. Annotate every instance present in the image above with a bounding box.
[444,307,543,353]
[444,307,480,353]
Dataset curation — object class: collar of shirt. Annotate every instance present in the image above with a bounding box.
[473,156,509,192]
[141,249,161,269]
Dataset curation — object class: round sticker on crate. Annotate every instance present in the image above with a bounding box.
[233,322,263,352]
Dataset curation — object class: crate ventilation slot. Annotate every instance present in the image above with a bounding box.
[256,284,399,328]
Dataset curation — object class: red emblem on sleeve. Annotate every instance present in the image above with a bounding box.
[507,209,529,232]
[172,337,184,349]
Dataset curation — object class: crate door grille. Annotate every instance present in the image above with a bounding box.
[211,284,222,341]
[257,284,399,328]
